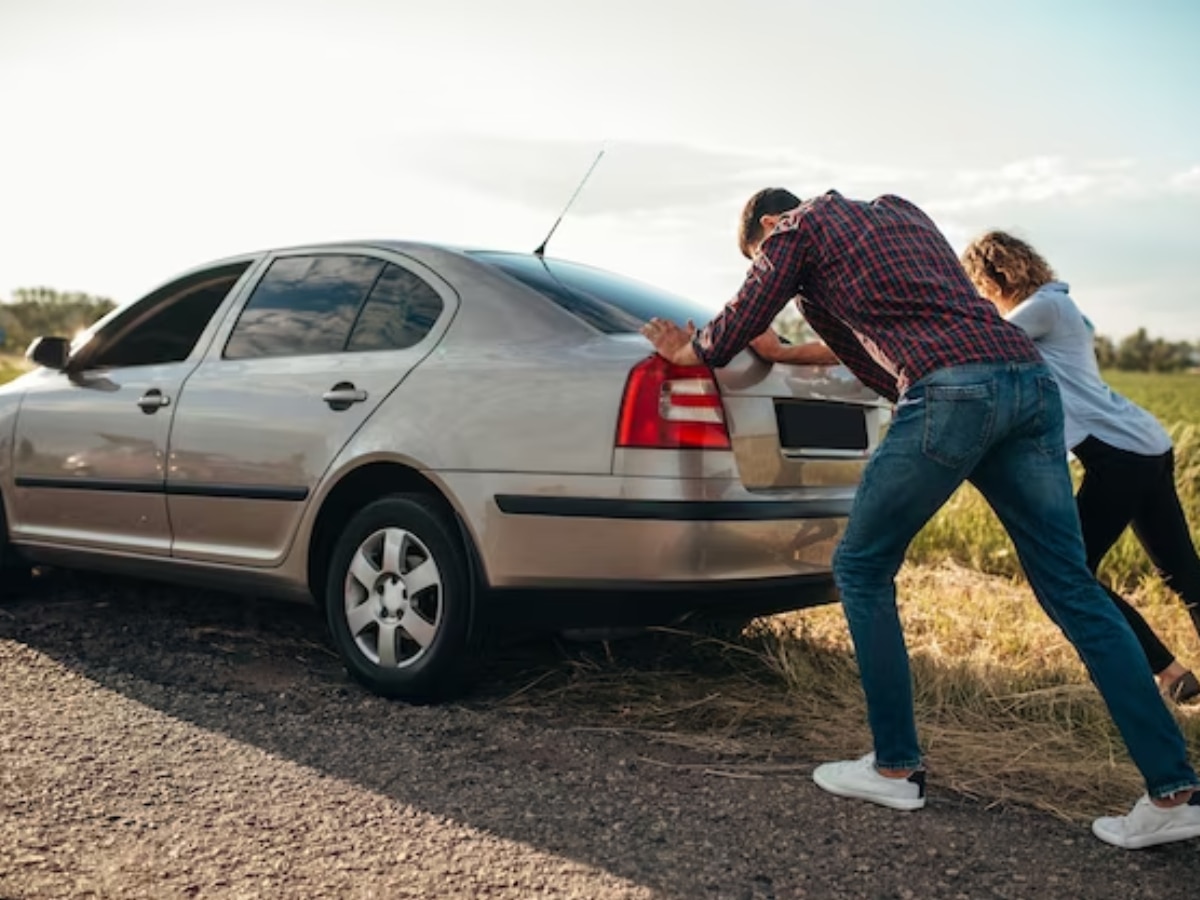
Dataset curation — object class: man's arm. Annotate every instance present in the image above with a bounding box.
[640,319,840,368]
[688,230,810,368]
[641,231,807,367]
[749,329,840,365]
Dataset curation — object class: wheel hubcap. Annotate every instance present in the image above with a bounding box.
[343,526,443,669]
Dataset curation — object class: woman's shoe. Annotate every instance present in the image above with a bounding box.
[1166,670,1200,705]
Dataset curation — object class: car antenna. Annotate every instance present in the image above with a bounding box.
[533,147,605,257]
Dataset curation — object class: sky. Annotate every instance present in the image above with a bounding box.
[1,0,1198,341]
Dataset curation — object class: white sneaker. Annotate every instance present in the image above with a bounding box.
[1092,793,1200,849]
[812,753,926,811]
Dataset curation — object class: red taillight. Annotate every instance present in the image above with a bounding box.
[616,355,731,450]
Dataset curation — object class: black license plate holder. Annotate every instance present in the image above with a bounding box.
[775,400,868,452]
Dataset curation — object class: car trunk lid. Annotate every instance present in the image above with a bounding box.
[713,352,891,490]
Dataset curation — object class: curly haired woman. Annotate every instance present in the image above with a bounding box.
[962,231,1200,704]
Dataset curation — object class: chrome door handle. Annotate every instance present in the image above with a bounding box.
[138,389,171,413]
[323,382,368,411]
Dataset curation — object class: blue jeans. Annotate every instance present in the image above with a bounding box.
[832,362,1198,797]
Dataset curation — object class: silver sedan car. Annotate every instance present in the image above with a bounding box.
[0,242,888,699]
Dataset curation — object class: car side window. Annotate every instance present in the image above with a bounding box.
[84,263,251,370]
[223,255,385,360]
[346,264,444,352]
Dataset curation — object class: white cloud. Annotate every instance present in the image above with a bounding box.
[1168,165,1200,193]
[924,156,1144,214]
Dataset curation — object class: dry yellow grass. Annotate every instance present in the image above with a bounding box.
[764,563,1200,820]
[495,561,1200,823]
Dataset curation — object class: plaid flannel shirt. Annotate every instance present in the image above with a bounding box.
[692,191,1040,402]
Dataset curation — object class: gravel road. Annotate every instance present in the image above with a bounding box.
[1,571,1196,899]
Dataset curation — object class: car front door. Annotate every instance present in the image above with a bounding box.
[164,249,454,566]
[9,261,256,554]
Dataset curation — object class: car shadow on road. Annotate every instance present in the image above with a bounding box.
[4,569,1199,899]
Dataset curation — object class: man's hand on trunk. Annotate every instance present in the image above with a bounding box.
[641,318,701,366]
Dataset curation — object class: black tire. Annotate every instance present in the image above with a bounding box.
[324,494,474,701]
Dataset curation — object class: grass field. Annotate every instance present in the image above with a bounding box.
[0,355,28,385]
[1103,369,1200,427]
[908,373,1200,587]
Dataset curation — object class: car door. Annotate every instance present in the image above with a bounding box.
[9,261,256,554]
[165,249,454,566]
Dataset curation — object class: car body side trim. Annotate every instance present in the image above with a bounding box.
[14,476,163,494]
[15,476,309,502]
[168,483,309,501]
[493,494,853,521]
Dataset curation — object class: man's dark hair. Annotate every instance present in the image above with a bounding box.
[738,188,802,259]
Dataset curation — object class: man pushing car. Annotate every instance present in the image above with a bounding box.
[641,187,1200,850]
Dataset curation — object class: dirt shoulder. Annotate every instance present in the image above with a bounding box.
[1,572,1195,899]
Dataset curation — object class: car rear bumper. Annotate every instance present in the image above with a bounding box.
[435,471,852,590]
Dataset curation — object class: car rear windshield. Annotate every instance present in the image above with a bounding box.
[469,251,718,334]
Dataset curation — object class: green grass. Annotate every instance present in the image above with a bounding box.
[1101,369,1200,427]
[0,356,28,385]
[909,373,1200,591]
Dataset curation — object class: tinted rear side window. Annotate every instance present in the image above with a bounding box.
[347,264,444,351]
[471,252,716,334]
[224,255,384,359]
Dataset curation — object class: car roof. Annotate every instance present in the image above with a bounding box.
[216,238,572,271]
[257,238,504,259]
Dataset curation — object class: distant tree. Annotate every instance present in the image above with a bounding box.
[1095,327,1194,373]
[1146,336,1191,372]
[0,288,116,354]
[1116,328,1153,371]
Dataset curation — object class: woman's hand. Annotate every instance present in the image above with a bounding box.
[641,318,701,366]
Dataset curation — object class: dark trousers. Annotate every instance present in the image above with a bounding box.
[1073,436,1200,674]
